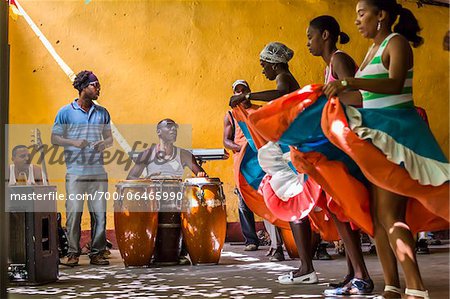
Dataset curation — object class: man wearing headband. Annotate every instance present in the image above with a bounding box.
[52,70,113,266]
[229,42,300,107]
[224,80,286,261]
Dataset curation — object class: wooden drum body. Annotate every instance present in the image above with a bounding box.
[114,180,158,267]
[152,178,184,265]
[181,177,227,265]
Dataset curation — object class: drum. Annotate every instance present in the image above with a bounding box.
[114,180,158,267]
[181,177,227,265]
[280,228,299,259]
[152,178,184,265]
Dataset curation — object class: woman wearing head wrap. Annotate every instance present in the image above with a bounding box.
[229,42,299,107]
[229,42,333,287]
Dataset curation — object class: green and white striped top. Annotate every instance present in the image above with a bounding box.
[355,33,414,109]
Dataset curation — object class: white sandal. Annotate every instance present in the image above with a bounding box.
[373,285,402,299]
[405,288,430,299]
[277,271,318,285]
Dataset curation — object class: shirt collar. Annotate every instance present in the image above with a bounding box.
[72,99,96,111]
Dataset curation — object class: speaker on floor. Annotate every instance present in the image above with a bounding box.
[7,185,59,285]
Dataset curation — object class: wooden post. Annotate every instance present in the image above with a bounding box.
[0,0,10,297]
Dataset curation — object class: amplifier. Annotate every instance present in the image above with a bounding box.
[7,186,59,285]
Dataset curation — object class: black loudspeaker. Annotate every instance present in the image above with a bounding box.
[7,186,59,285]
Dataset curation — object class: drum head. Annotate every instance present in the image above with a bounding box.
[149,176,182,182]
[116,179,154,188]
[151,177,182,186]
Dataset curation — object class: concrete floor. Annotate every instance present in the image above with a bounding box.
[7,242,449,299]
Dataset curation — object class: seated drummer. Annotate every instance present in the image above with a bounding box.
[127,118,206,265]
[127,118,206,179]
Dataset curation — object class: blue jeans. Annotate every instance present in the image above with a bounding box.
[237,188,259,246]
[65,173,108,257]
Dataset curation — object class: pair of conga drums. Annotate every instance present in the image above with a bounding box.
[114,177,226,267]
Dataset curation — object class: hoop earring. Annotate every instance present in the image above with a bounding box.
[377,21,381,31]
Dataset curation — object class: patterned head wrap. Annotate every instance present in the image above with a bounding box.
[259,42,294,64]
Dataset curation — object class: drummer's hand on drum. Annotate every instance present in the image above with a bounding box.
[196,171,207,177]
[229,94,245,108]
[323,80,346,99]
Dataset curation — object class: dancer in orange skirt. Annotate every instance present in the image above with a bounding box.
[322,1,449,298]
[306,15,373,295]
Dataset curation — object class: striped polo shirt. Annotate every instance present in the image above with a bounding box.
[52,99,111,175]
[355,33,414,109]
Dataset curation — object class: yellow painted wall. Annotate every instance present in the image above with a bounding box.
[8,0,449,230]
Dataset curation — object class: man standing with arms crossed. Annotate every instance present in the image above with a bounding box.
[52,71,113,266]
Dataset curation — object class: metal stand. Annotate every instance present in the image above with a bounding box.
[192,148,228,167]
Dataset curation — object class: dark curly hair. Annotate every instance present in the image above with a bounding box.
[73,70,93,92]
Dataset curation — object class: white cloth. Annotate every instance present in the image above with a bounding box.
[258,142,304,201]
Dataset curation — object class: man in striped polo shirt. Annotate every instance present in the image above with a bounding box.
[52,71,113,266]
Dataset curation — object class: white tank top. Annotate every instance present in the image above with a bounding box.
[145,146,184,178]
[9,164,42,185]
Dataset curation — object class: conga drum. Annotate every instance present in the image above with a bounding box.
[181,177,227,265]
[114,180,158,267]
[152,178,184,265]
[280,228,299,259]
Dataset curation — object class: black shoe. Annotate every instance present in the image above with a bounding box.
[315,244,332,260]
[429,239,442,246]
[269,247,285,262]
[416,239,430,255]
